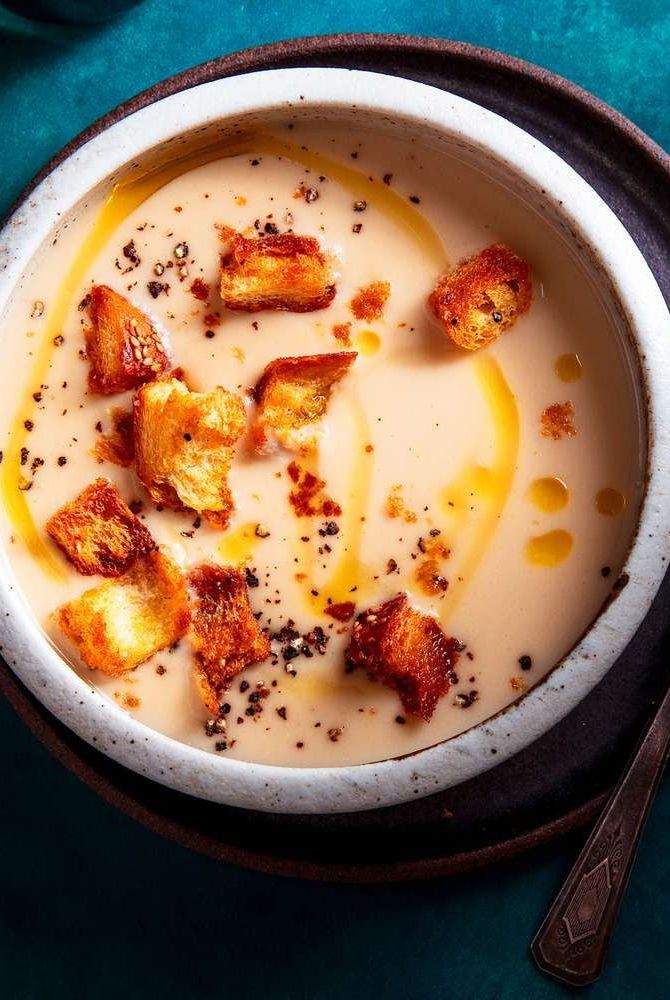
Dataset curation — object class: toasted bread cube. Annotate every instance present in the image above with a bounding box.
[219,232,336,313]
[56,551,190,675]
[429,243,532,350]
[47,478,155,577]
[134,377,246,526]
[345,593,461,720]
[189,563,271,713]
[85,285,170,394]
[252,352,357,454]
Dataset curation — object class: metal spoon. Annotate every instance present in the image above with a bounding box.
[532,681,670,985]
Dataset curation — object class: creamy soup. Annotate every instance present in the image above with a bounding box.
[0,121,644,766]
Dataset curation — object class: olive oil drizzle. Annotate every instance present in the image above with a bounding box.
[439,356,520,622]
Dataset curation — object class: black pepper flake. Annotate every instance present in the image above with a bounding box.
[205,329,216,339]
[245,567,260,588]
[276,706,287,720]
[147,281,169,299]
[264,221,279,235]
[352,223,363,234]
[215,741,228,752]
[409,195,421,204]
[386,558,398,575]
[296,741,304,748]
[601,566,611,578]
[395,715,406,725]
[57,456,67,466]
[455,690,479,708]
[183,433,192,441]
[77,294,91,312]
[220,703,231,715]
[492,311,503,323]
[383,173,393,185]
[353,200,367,212]
[249,692,260,704]
[518,654,532,671]
[328,728,342,742]
[32,391,42,403]
[250,158,260,166]
[20,447,29,466]
[282,645,299,661]
[24,420,34,432]
[156,664,166,676]
[123,239,141,265]
[239,680,250,693]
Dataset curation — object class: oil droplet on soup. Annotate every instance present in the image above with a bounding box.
[353,329,381,356]
[528,476,569,513]
[218,522,260,565]
[525,529,573,567]
[596,487,627,517]
[555,353,584,383]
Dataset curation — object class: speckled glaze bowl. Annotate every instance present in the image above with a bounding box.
[1,68,669,814]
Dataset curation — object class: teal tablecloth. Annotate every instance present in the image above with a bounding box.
[1,3,669,997]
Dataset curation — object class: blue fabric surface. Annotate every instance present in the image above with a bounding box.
[1,2,669,997]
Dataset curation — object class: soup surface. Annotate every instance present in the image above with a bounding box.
[0,122,644,766]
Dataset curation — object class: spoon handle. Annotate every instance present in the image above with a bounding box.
[532,682,670,986]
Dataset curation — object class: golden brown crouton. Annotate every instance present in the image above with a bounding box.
[85,285,170,394]
[252,352,357,453]
[93,407,135,467]
[133,377,246,527]
[56,550,190,675]
[429,244,532,350]
[349,281,391,322]
[46,478,155,577]
[189,563,271,714]
[219,232,336,313]
[345,593,462,720]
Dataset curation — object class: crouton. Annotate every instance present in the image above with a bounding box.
[46,478,155,576]
[252,352,357,453]
[219,232,336,313]
[345,593,462,720]
[429,243,532,350]
[85,285,170,394]
[134,377,246,526]
[189,563,271,714]
[93,407,135,467]
[56,550,190,675]
[349,281,391,322]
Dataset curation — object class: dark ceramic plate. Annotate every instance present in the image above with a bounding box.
[2,34,670,882]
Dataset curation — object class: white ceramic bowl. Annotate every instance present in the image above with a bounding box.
[1,68,670,814]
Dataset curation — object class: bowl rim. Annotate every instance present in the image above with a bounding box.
[1,66,669,815]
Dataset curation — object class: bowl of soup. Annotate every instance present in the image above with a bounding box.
[0,68,668,813]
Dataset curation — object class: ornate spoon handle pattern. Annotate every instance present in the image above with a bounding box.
[532,682,670,985]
